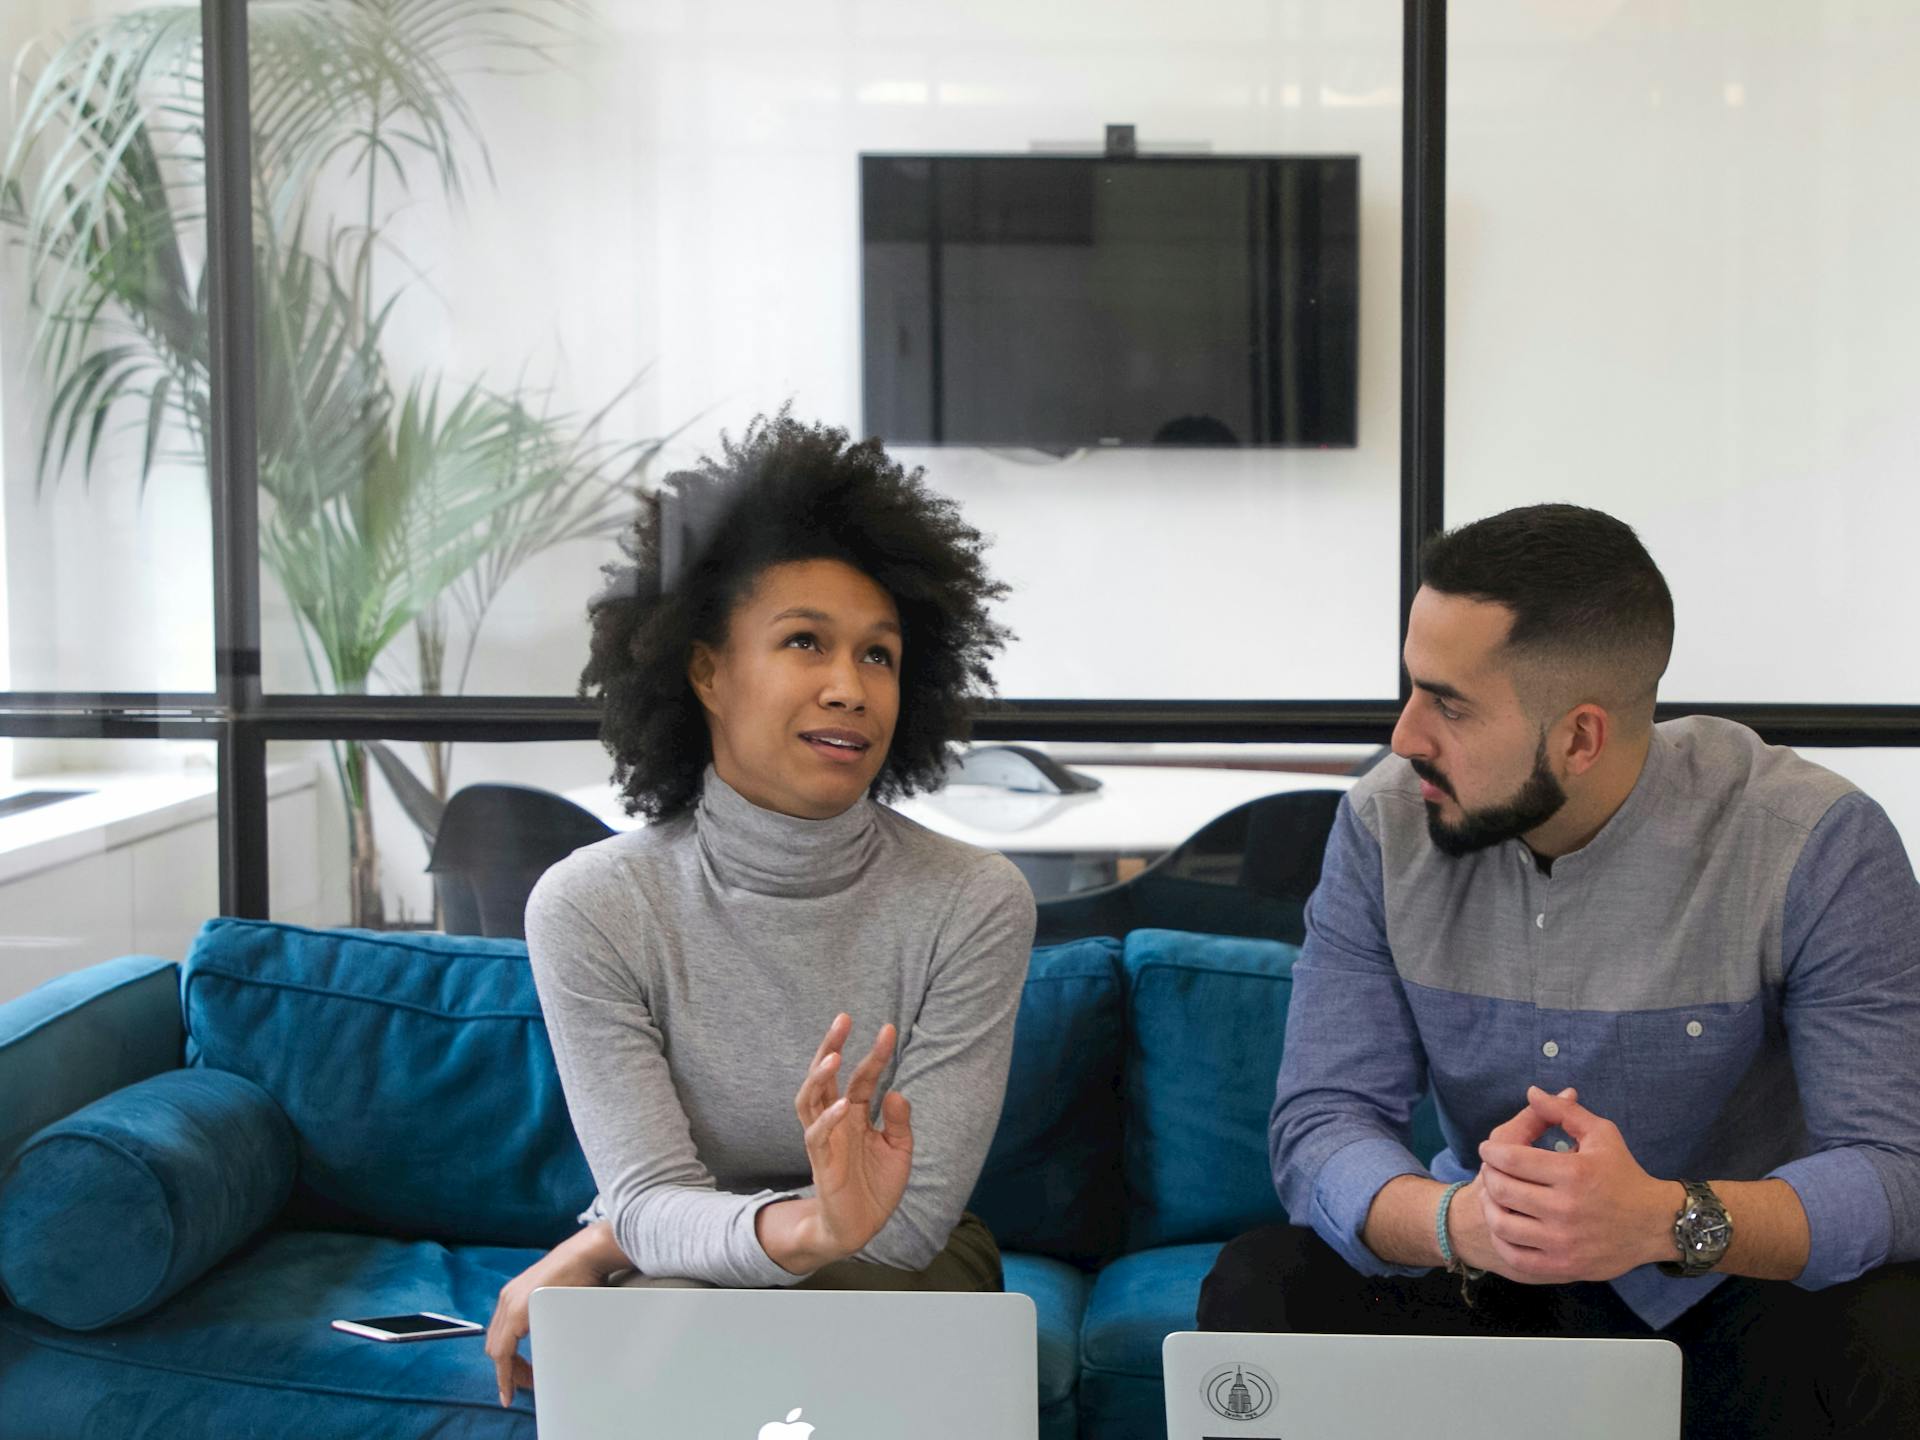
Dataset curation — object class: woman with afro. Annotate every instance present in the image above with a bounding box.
[485,413,1035,1404]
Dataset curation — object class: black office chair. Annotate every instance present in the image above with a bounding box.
[1032,788,1345,946]
[425,784,615,938]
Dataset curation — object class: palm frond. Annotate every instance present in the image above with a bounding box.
[262,368,555,690]
[250,0,589,232]
[433,371,686,694]
[2,7,204,490]
[6,0,666,712]
[252,235,393,520]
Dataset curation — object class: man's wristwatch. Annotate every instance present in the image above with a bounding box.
[1658,1179,1733,1278]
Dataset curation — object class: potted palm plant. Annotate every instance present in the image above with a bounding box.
[3,0,667,925]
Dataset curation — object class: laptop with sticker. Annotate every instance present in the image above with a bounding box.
[1163,1330,1681,1440]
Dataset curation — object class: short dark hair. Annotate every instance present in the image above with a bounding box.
[1420,504,1674,721]
[581,411,1011,820]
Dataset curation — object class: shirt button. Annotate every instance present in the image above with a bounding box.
[1535,913,1546,929]
[1542,1040,1560,1058]
[1686,1020,1704,1038]
[1553,1139,1574,1153]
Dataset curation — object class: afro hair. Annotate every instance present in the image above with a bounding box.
[581,411,1012,821]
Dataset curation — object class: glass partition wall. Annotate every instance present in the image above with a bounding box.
[2,1,1915,955]
[0,0,216,699]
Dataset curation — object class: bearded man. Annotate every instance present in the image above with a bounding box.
[1199,505,1920,1439]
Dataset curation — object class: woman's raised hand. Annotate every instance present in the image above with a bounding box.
[792,1012,914,1260]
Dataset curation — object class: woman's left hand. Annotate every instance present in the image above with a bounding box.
[484,1220,627,1406]
[792,1013,914,1262]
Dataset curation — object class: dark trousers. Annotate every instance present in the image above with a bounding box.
[1198,1225,1920,1439]
[795,1211,1003,1293]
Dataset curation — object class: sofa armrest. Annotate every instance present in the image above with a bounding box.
[0,956,183,1173]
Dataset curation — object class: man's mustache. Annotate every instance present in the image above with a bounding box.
[1409,757,1455,800]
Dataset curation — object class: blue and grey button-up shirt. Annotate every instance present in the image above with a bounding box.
[1271,716,1920,1328]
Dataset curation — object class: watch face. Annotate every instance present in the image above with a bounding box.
[1681,1195,1733,1258]
[1689,1213,1732,1252]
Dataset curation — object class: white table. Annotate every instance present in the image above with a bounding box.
[567,764,1353,858]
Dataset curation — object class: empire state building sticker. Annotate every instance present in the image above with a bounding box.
[1202,1361,1276,1421]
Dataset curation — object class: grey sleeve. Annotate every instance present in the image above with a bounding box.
[853,854,1036,1270]
[524,865,801,1288]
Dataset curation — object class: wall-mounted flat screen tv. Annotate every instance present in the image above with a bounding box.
[861,153,1359,450]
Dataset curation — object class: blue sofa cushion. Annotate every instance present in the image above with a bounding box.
[1078,1241,1222,1440]
[0,955,182,1174]
[970,937,1127,1266]
[0,1230,538,1437]
[1001,1251,1092,1440]
[181,918,592,1247]
[0,1068,294,1330]
[1122,930,1297,1250]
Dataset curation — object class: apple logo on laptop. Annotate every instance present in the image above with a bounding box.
[758,1407,815,1439]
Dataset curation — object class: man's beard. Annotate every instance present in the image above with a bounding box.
[1411,735,1568,858]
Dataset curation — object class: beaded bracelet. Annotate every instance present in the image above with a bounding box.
[1435,1181,1468,1265]
[1435,1180,1487,1306]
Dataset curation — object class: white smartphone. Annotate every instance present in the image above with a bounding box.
[331,1311,486,1342]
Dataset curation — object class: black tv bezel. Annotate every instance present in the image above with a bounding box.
[858,150,1362,452]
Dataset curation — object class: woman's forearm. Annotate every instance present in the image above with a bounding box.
[562,1219,635,1280]
[753,1197,845,1275]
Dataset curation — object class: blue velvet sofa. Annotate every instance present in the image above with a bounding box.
[0,918,1443,1439]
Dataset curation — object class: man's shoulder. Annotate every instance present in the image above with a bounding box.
[1331,755,1469,909]
[1655,716,1858,837]
[1345,752,1428,844]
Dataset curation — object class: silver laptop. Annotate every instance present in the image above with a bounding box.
[1164,1331,1682,1439]
[529,1287,1037,1439]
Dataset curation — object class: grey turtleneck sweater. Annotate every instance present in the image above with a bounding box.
[523,767,1036,1287]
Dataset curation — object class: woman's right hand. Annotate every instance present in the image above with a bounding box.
[485,1220,628,1406]
[760,1012,916,1272]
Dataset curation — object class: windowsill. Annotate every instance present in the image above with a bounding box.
[0,762,318,886]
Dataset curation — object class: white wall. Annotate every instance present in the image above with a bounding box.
[1447,0,1920,704]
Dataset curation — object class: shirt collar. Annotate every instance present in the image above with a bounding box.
[1528,727,1672,876]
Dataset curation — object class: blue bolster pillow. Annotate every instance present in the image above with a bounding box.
[0,1067,296,1330]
